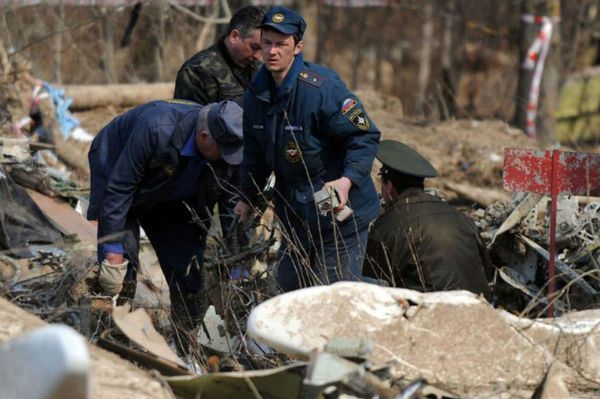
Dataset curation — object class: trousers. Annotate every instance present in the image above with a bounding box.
[275,223,368,292]
[97,200,206,321]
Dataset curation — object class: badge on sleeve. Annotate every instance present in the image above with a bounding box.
[341,98,357,115]
[284,141,302,163]
[348,108,370,131]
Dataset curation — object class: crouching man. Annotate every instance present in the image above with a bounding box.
[363,140,492,300]
[87,99,243,339]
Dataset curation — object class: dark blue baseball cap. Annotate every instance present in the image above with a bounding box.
[206,100,244,165]
[261,6,306,40]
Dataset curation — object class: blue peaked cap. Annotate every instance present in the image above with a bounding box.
[261,6,306,40]
[206,100,243,165]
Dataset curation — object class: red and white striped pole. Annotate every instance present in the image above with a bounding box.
[521,15,555,139]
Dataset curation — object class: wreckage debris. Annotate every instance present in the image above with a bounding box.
[1,43,600,398]
[0,325,90,399]
[0,296,175,399]
[248,282,600,397]
[475,192,600,315]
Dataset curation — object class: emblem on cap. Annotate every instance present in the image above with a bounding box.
[284,141,302,163]
[272,13,285,23]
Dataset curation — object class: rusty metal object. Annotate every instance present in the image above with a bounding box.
[504,148,600,315]
[504,148,600,196]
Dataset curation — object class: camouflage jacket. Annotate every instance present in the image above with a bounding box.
[174,37,256,105]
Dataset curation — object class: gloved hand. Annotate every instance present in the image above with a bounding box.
[98,259,129,296]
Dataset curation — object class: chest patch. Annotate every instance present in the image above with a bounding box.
[348,108,370,131]
[252,124,264,130]
[284,141,303,163]
[149,158,176,176]
[163,163,176,176]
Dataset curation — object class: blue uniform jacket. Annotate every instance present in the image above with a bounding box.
[88,100,211,245]
[241,54,380,235]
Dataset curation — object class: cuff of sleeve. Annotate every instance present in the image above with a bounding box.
[240,186,259,204]
[103,243,125,255]
[344,168,363,188]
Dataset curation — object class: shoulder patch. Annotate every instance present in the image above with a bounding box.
[348,108,370,131]
[165,99,196,106]
[341,98,358,115]
[298,70,326,88]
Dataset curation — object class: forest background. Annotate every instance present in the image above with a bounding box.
[2,0,599,146]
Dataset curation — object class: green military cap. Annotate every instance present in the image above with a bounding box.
[376,139,438,178]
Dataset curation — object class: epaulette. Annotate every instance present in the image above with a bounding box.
[164,99,196,106]
[298,70,326,87]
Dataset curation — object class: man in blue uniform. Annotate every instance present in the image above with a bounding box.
[87,99,243,332]
[234,6,380,292]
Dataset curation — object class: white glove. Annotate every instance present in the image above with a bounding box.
[99,259,129,296]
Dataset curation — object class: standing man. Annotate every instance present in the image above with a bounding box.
[87,99,243,334]
[234,6,380,292]
[174,5,265,244]
[174,5,264,105]
[363,140,492,301]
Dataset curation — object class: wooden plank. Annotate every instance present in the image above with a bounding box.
[63,83,174,110]
[26,189,97,244]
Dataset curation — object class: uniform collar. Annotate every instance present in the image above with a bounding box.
[251,53,304,103]
[397,186,425,201]
[180,128,199,157]
[385,187,426,210]
[276,53,304,99]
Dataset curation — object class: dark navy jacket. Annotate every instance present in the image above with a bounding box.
[88,100,214,245]
[241,54,380,235]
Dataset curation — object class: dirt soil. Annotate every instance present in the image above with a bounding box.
[75,105,132,135]
[356,89,537,190]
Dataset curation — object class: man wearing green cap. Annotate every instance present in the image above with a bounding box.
[364,140,492,300]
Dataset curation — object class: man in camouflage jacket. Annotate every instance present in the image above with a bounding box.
[174,5,264,105]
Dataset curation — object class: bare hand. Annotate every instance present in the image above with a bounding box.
[105,252,125,265]
[234,201,250,222]
[325,176,352,210]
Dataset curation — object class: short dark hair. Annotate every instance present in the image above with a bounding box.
[261,25,300,45]
[381,167,424,191]
[227,6,265,37]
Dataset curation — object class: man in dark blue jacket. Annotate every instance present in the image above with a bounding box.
[234,6,380,292]
[88,99,243,331]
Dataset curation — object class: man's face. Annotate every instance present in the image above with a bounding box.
[381,181,395,205]
[229,28,262,67]
[195,131,221,161]
[261,29,302,75]
[379,167,396,205]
